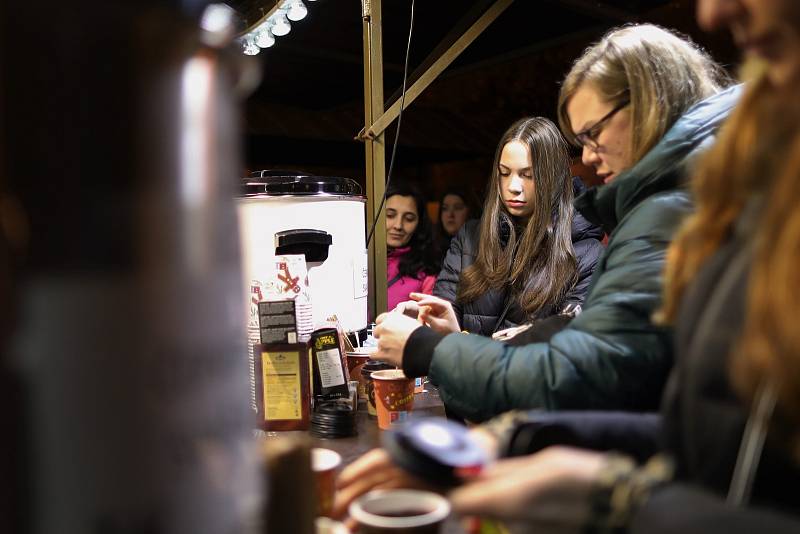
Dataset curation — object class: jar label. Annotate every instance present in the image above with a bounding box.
[316,348,346,389]
[262,349,302,420]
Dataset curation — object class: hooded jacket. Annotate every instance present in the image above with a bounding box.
[433,185,604,335]
[403,85,743,422]
[489,149,800,534]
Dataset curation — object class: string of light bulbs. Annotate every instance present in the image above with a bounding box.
[240,0,317,55]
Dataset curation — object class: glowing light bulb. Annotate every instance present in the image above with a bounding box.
[270,10,291,36]
[255,26,275,48]
[242,37,260,55]
[286,1,307,21]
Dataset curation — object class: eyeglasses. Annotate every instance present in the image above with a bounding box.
[574,100,630,150]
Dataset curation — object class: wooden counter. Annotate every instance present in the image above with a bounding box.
[311,384,447,465]
[258,384,468,533]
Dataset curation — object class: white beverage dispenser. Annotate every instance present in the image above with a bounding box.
[237,171,369,339]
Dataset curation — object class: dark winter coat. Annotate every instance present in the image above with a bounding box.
[500,197,800,534]
[433,192,604,335]
[403,85,743,422]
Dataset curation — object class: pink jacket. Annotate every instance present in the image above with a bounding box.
[387,247,436,311]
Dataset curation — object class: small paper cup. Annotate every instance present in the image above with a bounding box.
[349,489,450,533]
[346,349,375,402]
[312,448,342,517]
[371,369,415,430]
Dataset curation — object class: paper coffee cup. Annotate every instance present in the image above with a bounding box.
[346,348,376,403]
[315,517,350,534]
[312,448,342,517]
[349,489,450,533]
[371,369,415,430]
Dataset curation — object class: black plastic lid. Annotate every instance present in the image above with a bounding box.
[241,170,363,197]
[383,417,488,487]
[361,360,394,377]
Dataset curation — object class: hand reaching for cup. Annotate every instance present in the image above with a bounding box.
[332,425,502,520]
[373,311,424,367]
[408,293,461,334]
[332,448,434,527]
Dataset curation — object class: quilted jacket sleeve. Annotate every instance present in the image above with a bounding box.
[427,192,691,422]
[563,237,604,310]
[433,223,473,327]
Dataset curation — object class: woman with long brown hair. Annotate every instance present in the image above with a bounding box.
[367,24,732,422]
[433,117,603,336]
[442,6,800,527]
[337,6,800,531]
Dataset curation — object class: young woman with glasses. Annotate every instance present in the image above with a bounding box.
[340,5,800,533]
[338,6,800,532]
[361,24,733,424]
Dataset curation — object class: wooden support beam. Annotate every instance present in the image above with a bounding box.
[359,0,515,141]
[362,0,388,318]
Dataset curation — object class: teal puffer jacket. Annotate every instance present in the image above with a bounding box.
[427,85,743,422]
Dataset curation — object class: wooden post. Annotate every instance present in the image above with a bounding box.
[362,0,388,319]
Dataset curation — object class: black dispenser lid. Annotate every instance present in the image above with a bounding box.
[241,170,363,197]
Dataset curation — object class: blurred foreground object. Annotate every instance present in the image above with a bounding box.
[260,436,316,534]
[1,1,260,533]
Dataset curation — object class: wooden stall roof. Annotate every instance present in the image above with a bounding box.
[227,0,736,172]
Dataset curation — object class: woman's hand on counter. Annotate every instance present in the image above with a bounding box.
[373,311,423,367]
[409,293,461,334]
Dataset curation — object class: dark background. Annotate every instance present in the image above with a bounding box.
[229,0,737,205]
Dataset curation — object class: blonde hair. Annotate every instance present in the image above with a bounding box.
[660,63,800,447]
[459,117,577,317]
[558,24,729,164]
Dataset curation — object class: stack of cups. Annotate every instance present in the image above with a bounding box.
[295,300,314,342]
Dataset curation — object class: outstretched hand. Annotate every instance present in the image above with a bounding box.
[332,448,434,527]
[408,293,461,334]
[448,446,605,532]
